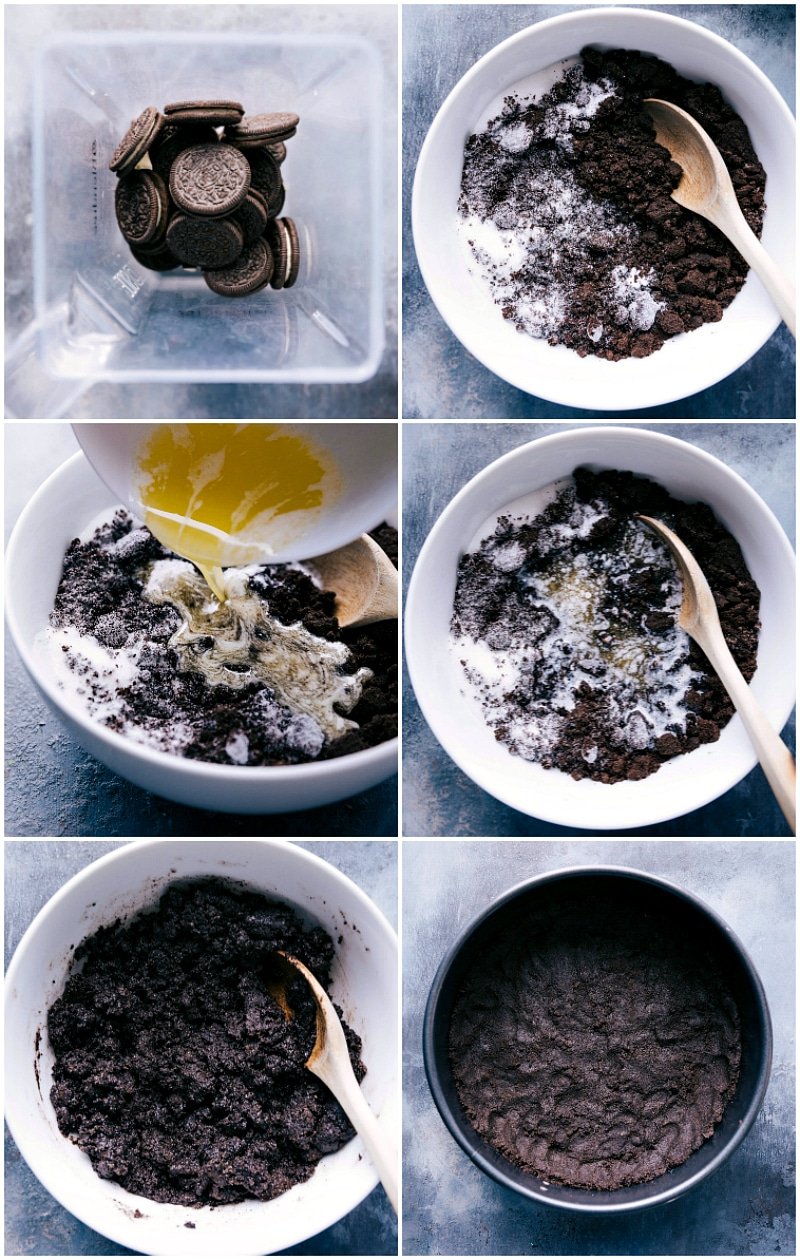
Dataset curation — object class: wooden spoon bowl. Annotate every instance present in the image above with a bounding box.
[639,514,795,832]
[309,534,398,628]
[266,951,399,1212]
[643,98,795,336]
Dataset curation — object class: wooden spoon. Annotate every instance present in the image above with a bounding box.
[309,534,398,628]
[643,99,796,337]
[639,515,795,833]
[266,951,399,1213]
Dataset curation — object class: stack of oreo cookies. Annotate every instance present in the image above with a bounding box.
[111,101,301,297]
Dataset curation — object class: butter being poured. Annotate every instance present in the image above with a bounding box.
[136,424,339,601]
[145,560,370,741]
[123,423,369,748]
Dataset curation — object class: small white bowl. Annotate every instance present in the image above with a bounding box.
[405,427,796,831]
[412,7,796,410]
[5,839,398,1256]
[5,454,398,814]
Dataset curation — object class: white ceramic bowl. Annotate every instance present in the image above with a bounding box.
[412,7,796,410]
[5,839,398,1256]
[72,422,398,567]
[5,454,398,814]
[405,427,796,831]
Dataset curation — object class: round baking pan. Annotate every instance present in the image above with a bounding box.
[423,865,772,1213]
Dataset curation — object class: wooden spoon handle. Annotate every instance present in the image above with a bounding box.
[711,201,796,337]
[695,624,796,833]
[314,1055,399,1212]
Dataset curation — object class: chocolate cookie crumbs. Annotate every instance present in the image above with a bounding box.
[459,47,766,359]
[44,512,397,766]
[451,468,760,784]
[48,879,365,1206]
[449,880,742,1190]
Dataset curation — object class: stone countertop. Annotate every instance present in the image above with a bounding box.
[4,425,398,838]
[402,839,795,1255]
[5,4,397,420]
[402,4,796,419]
[4,839,398,1256]
[402,422,796,837]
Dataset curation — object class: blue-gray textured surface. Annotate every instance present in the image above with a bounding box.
[4,839,398,1256]
[402,422,796,837]
[402,4,796,419]
[4,425,398,838]
[402,839,795,1255]
[5,4,397,420]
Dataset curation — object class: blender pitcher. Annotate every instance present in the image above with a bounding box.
[6,32,384,418]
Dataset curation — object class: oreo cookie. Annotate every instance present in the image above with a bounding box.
[110,98,303,298]
[115,170,168,246]
[267,141,287,165]
[131,245,180,271]
[149,122,219,183]
[170,143,251,217]
[110,106,163,176]
[245,147,283,212]
[164,99,244,126]
[225,111,299,147]
[204,238,274,297]
[266,216,300,290]
[166,213,245,268]
[268,181,286,220]
[234,191,269,247]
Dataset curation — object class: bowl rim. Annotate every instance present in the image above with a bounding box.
[422,862,773,1214]
[5,451,399,786]
[5,837,399,1254]
[411,5,796,410]
[404,424,796,830]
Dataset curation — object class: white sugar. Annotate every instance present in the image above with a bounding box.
[490,540,527,572]
[611,264,665,331]
[38,625,142,725]
[542,75,617,148]
[498,121,534,152]
[225,730,250,765]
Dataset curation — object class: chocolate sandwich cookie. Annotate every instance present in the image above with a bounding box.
[245,147,283,212]
[225,111,300,148]
[268,181,286,220]
[234,191,269,246]
[166,213,244,268]
[266,141,287,165]
[110,105,163,176]
[149,122,219,183]
[164,99,244,127]
[204,238,274,297]
[266,216,300,290]
[170,143,251,217]
[131,244,180,271]
[115,170,169,246]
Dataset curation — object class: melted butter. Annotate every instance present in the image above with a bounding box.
[144,560,370,741]
[136,424,339,596]
[532,523,679,688]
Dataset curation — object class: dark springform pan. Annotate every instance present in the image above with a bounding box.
[423,865,772,1214]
